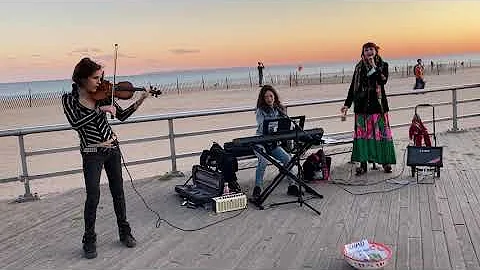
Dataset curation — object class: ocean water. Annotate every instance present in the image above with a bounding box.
[0,53,478,97]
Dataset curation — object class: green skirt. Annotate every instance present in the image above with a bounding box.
[351,113,396,164]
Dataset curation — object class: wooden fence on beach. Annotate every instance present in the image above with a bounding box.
[0,61,475,111]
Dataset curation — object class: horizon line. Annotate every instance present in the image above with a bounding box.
[2,52,480,85]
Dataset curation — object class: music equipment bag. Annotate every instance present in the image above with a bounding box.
[175,165,224,205]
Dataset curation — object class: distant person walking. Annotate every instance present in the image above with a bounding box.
[414,59,426,89]
[257,62,265,86]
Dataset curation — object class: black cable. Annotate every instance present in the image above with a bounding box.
[328,143,415,195]
[117,146,246,232]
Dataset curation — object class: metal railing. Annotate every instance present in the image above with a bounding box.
[0,83,479,200]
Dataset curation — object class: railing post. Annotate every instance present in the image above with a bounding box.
[168,119,177,172]
[450,88,459,132]
[16,135,39,202]
[166,119,183,177]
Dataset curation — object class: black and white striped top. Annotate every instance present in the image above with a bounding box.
[62,92,137,151]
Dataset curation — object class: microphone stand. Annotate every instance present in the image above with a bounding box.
[270,108,323,215]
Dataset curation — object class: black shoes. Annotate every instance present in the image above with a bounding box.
[252,186,262,198]
[355,162,392,174]
[287,185,301,196]
[82,234,97,259]
[120,232,137,248]
[355,162,368,176]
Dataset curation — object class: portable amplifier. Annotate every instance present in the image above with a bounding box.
[212,193,247,213]
[406,146,443,167]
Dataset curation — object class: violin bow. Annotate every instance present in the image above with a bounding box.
[111,43,119,119]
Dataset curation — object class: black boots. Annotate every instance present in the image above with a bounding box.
[82,234,97,259]
[119,225,137,248]
[120,232,137,248]
[82,230,136,259]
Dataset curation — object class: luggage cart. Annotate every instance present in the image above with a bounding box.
[407,104,443,183]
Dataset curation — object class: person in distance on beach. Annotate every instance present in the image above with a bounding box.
[62,57,149,259]
[252,85,300,199]
[340,42,396,175]
[257,61,265,86]
[413,58,426,89]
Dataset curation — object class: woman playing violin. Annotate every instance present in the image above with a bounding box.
[61,57,148,259]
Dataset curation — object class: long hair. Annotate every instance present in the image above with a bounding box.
[72,58,102,88]
[256,85,285,112]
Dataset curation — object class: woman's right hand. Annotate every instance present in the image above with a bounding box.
[340,106,348,115]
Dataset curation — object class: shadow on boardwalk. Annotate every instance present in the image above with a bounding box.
[1,127,480,270]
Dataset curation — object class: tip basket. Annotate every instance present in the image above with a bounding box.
[343,241,392,270]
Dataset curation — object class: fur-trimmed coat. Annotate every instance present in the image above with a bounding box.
[344,61,390,114]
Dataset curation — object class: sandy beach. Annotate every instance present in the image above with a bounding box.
[1,68,479,201]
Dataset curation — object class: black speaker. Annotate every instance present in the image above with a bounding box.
[407,146,443,167]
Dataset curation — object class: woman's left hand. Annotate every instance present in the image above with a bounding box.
[134,91,149,109]
[140,91,149,100]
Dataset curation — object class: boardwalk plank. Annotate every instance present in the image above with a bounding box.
[433,229,452,270]
[438,198,467,270]
[427,183,443,231]
[408,237,423,270]
[420,200,435,270]
[408,183,422,238]
[395,207,409,270]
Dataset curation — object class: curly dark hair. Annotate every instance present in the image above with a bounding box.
[72,57,102,88]
[256,85,285,112]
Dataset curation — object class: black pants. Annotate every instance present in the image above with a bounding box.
[82,147,131,238]
[259,73,263,86]
[414,78,425,89]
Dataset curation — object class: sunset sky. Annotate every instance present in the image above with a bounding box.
[0,0,479,83]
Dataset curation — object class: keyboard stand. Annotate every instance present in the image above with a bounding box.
[251,141,323,214]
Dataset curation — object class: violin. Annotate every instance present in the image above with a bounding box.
[89,79,162,101]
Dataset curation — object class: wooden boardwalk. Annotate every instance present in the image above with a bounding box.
[1,127,480,270]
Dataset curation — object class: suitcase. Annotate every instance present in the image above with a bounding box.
[175,165,224,205]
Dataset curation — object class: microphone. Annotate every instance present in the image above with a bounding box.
[273,105,313,141]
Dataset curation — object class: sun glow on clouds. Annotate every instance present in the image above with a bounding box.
[0,1,479,82]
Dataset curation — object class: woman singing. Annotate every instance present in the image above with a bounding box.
[341,42,396,175]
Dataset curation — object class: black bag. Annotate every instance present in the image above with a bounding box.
[199,142,241,192]
[302,149,331,181]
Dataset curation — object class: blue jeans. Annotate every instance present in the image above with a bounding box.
[254,144,295,187]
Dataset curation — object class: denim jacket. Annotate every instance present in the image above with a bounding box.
[256,106,281,135]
